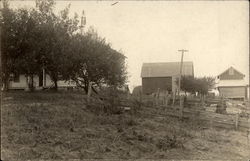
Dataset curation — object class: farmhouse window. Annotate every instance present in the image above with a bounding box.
[229,68,234,75]
[13,74,20,82]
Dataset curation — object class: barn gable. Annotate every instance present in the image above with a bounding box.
[218,67,245,80]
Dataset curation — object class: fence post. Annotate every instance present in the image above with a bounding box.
[221,97,224,111]
[179,96,184,119]
[202,95,206,108]
[156,88,160,106]
[172,90,176,108]
[179,94,185,108]
[87,82,92,106]
[235,113,239,130]
[139,90,142,108]
[127,89,130,100]
[247,117,250,146]
[165,93,170,108]
[210,116,214,128]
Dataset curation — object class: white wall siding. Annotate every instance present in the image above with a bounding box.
[45,74,54,87]
[9,74,76,90]
[57,80,76,87]
[216,76,248,99]
[218,87,245,98]
[9,75,40,89]
[216,79,247,87]
[9,75,27,89]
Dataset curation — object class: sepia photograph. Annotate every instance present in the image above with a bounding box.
[0,0,249,160]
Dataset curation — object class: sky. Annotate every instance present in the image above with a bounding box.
[10,1,249,90]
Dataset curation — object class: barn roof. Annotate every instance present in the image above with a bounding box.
[141,61,194,78]
[218,66,245,77]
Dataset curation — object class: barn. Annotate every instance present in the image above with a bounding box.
[141,61,194,95]
[216,67,248,100]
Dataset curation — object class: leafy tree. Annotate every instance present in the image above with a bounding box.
[1,0,78,90]
[179,76,196,94]
[1,2,42,90]
[64,29,127,93]
[180,76,215,95]
[196,76,215,95]
[1,1,17,90]
[1,0,127,92]
[34,1,79,90]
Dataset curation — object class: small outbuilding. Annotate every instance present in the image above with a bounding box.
[141,61,194,95]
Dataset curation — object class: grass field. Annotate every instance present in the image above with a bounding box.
[1,91,250,160]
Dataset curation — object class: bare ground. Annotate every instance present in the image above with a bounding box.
[1,91,250,160]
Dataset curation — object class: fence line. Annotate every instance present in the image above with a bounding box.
[86,90,249,132]
[133,94,250,132]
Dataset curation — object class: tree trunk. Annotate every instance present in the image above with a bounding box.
[26,74,34,91]
[53,79,58,91]
[30,75,34,91]
[2,76,9,91]
[84,80,89,94]
[50,73,58,91]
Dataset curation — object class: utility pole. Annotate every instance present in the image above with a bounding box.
[178,49,188,96]
[0,3,2,91]
[0,1,3,91]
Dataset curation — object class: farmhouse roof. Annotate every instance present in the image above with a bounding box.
[141,61,194,78]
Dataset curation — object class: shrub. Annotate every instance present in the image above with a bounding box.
[156,134,183,150]
[125,116,138,126]
[155,126,187,150]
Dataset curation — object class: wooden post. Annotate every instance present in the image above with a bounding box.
[139,90,142,108]
[201,95,206,109]
[179,96,184,119]
[221,97,224,109]
[172,90,176,108]
[162,91,165,106]
[165,92,170,108]
[127,89,130,100]
[155,93,157,107]
[210,116,214,128]
[179,94,182,108]
[87,82,92,105]
[246,117,250,146]
[235,113,239,130]
[200,95,203,109]
[42,68,46,87]
[247,130,250,146]
[248,118,250,146]
[156,88,160,106]
[221,96,227,114]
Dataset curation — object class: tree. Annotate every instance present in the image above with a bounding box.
[180,76,215,95]
[1,0,79,90]
[1,2,42,90]
[34,1,79,90]
[196,76,215,95]
[1,0,127,92]
[179,76,196,94]
[63,29,127,93]
[1,1,17,90]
